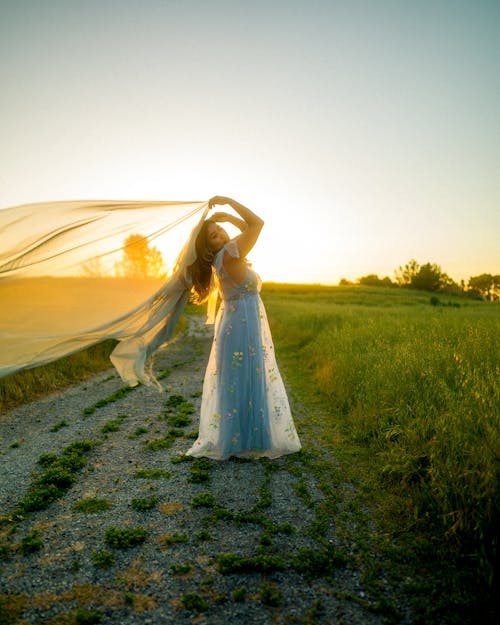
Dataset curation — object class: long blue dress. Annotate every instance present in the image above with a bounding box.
[187,240,301,460]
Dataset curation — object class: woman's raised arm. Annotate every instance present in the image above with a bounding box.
[209,196,263,257]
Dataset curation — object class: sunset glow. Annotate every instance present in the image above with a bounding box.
[1,0,499,284]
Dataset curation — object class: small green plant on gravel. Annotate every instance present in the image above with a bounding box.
[73,607,103,624]
[217,553,286,574]
[143,431,179,451]
[157,367,172,380]
[101,419,121,433]
[128,426,148,439]
[50,420,69,432]
[251,478,272,511]
[19,530,44,555]
[38,453,59,467]
[188,457,212,484]
[171,562,192,575]
[159,531,188,546]
[290,546,348,579]
[83,386,135,417]
[232,586,247,602]
[195,529,212,542]
[133,469,171,479]
[170,454,192,464]
[260,581,282,607]
[91,549,116,568]
[180,592,208,612]
[293,479,315,507]
[0,543,12,560]
[168,427,185,438]
[165,394,185,409]
[308,503,332,540]
[168,413,192,427]
[73,498,113,513]
[131,495,158,511]
[9,441,20,448]
[70,558,80,571]
[16,441,95,514]
[191,492,216,508]
[303,599,324,624]
[104,526,147,549]
[259,532,273,546]
[186,430,198,439]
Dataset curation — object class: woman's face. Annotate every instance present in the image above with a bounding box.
[206,222,229,252]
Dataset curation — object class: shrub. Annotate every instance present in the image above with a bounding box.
[131,495,158,511]
[133,469,171,479]
[171,562,192,575]
[191,492,216,508]
[91,549,116,568]
[180,592,208,612]
[20,530,43,555]
[104,527,147,549]
[260,581,282,606]
[73,498,113,513]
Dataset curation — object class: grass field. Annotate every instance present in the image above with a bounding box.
[1,283,498,622]
[261,284,499,621]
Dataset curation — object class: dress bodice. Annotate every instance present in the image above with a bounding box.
[214,241,262,301]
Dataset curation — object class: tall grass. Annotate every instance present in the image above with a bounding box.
[0,340,117,413]
[262,285,499,590]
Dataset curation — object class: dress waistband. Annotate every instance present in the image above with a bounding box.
[225,291,259,302]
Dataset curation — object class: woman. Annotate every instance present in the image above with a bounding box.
[186,196,301,460]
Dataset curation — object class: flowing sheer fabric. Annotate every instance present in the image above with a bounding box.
[0,200,209,387]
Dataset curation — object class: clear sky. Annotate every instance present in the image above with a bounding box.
[1,0,499,284]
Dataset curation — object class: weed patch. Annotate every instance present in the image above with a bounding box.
[130,495,157,511]
[260,581,282,606]
[103,527,147,549]
[180,592,208,612]
[191,492,216,508]
[133,469,171,479]
[171,562,192,575]
[217,552,286,574]
[19,530,44,555]
[16,441,95,514]
[158,531,188,547]
[91,549,115,568]
[82,386,135,417]
[50,420,69,433]
[73,498,112,514]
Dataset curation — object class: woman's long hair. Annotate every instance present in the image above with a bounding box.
[189,219,216,304]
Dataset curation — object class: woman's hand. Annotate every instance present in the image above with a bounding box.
[208,196,234,209]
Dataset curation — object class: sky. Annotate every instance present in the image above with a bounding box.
[1,0,499,284]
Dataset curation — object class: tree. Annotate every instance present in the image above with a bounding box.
[394,259,454,292]
[357,274,394,287]
[116,234,165,279]
[81,256,105,277]
[394,259,420,287]
[468,274,500,301]
[411,262,444,292]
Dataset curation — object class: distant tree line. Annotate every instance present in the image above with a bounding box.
[339,260,499,300]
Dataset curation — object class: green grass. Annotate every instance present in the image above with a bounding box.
[261,283,499,621]
[0,340,117,412]
[15,441,95,514]
[130,495,158,511]
[103,526,147,549]
[73,498,113,514]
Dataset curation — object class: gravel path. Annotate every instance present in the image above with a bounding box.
[0,318,400,625]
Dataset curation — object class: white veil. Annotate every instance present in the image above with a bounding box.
[0,200,210,388]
